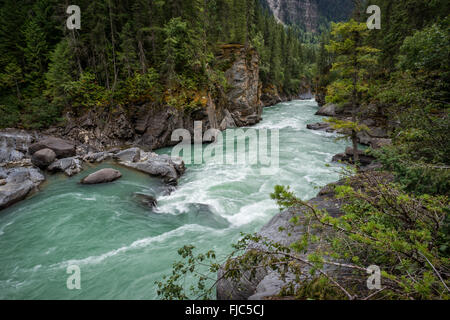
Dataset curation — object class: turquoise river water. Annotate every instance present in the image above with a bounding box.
[0,99,350,299]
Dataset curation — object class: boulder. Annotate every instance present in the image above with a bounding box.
[114,148,141,163]
[121,152,185,185]
[31,148,56,169]
[48,157,83,177]
[371,138,392,150]
[315,103,337,116]
[0,167,45,210]
[134,193,157,208]
[29,137,76,158]
[356,131,373,146]
[81,168,122,185]
[307,122,330,131]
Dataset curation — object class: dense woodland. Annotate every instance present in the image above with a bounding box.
[0,0,330,129]
[157,1,450,300]
[0,0,448,300]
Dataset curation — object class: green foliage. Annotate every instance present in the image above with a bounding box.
[64,73,109,114]
[0,0,308,129]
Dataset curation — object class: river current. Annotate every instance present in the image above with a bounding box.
[0,99,350,299]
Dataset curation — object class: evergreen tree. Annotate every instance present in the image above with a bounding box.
[325,20,379,165]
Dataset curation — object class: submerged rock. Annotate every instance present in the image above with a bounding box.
[0,167,45,210]
[81,168,122,185]
[31,148,56,169]
[29,137,76,158]
[48,157,83,177]
[307,122,331,131]
[133,193,158,209]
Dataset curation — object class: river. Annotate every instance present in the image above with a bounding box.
[0,99,350,299]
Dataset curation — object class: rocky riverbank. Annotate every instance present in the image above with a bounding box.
[216,99,393,300]
[306,102,392,150]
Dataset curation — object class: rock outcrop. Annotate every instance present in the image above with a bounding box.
[0,167,45,210]
[117,148,185,186]
[47,157,83,177]
[315,103,338,117]
[216,181,346,300]
[0,129,38,164]
[81,168,122,185]
[261,0,353,33]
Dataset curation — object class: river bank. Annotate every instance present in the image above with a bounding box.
[0,99,353,299]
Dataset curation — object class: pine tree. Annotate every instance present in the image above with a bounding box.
[325,20,379,165]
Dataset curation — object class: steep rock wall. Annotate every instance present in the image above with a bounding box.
[52,45,264,152]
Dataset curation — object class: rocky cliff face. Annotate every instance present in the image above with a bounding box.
[53,44,264,153]
[261,0,353,32]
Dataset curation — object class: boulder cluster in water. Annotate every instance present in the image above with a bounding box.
[0,131,185,211]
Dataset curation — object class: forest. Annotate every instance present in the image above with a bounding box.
[0,0,326,129]
[156,0,450,300]
[0,0,448,301]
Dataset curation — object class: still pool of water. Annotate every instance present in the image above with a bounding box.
[0,100,350,299]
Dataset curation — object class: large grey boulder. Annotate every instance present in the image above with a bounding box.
[48,157,82,177]
[315,103,337,116]
[81,168,122,185]
[31,148,56,169]
[133,193,158,209]
[29,137,76,158]
[119,151,185,186]
[0,167,45,210]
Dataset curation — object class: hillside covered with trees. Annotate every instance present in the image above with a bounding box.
[0,0,314,130]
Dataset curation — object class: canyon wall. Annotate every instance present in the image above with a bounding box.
[261,0,353,32]
[49,45,267,153]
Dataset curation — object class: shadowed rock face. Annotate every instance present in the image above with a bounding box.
[81,168,122,185]
[261,0,353,32]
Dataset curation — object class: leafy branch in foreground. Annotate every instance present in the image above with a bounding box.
[156,171,449,300]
